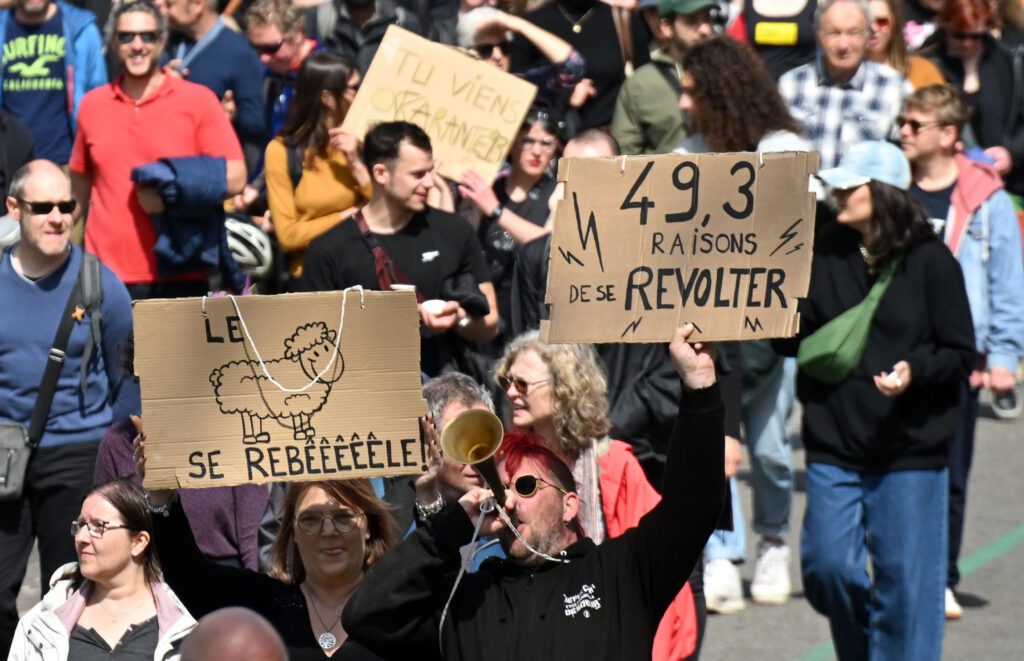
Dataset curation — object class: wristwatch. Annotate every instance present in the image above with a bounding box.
[488,204,504,221]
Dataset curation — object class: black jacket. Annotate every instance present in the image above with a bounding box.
[774,227,974,472]
[0,110,33,199]
[343,384,725,660]
[928,31,1024,195]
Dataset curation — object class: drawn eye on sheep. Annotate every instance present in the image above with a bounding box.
[209,322,346,445]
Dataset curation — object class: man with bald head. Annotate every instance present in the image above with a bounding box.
[0,160,135,656]
[180,607,287,661]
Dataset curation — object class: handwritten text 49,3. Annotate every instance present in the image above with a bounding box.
[620,160,756,226]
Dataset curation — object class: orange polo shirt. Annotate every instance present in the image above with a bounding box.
[70,72,243,285]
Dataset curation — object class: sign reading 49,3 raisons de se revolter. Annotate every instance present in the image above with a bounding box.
[541,151,819,344]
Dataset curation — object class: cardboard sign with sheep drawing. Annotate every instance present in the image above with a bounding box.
[133,291,427,490]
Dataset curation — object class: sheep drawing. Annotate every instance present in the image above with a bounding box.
[210,322,345,444]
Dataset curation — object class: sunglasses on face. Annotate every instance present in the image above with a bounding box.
[473,40,512,59]
[18,199,77,215]
[897,115,945,134]
[873,16,892,29]
[251,40,284,55]
[295,510,360,535]
[115,30,160,45]
[497,374,549,395]
[508,474,569,498]
[950,31,987,41]
[71,519,129,539]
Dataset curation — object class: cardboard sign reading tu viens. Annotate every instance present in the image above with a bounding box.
[133,291,426,489]
[341,25,537,183]
[542,152,818,343]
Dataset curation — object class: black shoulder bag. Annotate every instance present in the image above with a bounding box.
[0,258,87,501]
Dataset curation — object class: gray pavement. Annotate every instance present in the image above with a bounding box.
[701,394,1024,660]
[15,397,1024,659]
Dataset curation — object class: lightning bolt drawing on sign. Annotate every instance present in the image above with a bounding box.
[769,218,804,257]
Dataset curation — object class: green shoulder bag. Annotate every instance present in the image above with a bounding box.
[797,256,902,385]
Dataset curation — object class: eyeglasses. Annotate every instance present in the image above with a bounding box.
[473,40,512,59]
[897,115,946,134]
[251,40,284,55]
[497,374,550,395]
[17,199,77,215]
[949,31,987,41]
[518,136,558,153]
[295,511,361,535]
[71,519,129,539]
[508,474,569,498]
[115,30,160,45]
[873,16,892,29]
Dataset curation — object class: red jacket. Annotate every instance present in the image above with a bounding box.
[599,440,698,660]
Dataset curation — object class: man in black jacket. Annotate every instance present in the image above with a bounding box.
[342,323,725,660]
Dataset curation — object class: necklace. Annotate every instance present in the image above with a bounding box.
[556,3,596,33]
[302,586,343,651]
[859,243,877,272]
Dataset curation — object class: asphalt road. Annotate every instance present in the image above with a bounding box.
[16,396,1024,659]
[700,393,1024,661]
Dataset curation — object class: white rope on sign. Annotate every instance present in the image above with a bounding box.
[204,286,365,394]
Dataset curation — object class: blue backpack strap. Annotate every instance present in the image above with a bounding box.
[78,252,104,391]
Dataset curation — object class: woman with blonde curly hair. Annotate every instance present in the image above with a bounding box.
[495,332,613,540]
[495,331,701,660]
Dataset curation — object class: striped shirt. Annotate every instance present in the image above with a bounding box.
[779,57,913,169]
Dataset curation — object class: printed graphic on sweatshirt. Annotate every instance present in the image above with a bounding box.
[3,29,66,93]
[563,583,602,619]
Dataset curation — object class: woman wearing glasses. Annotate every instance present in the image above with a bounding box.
[865,0,946,88]
[265,52,371,287]
[925,0,1024,194]
[136,429,396,660]
[493,332,701,661]
[8,480,196,660]
[459,108,563,352]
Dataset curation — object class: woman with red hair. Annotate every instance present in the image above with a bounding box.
[927,0,1024,195]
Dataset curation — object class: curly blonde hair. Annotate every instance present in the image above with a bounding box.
[495,332,611,459]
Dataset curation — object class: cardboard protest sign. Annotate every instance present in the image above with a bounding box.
[341,25,536,183]
[133,291,426,489]
[541,152,818,343]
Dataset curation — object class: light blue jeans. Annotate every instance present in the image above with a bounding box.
[801,463,947,661]
[705,359,796,562]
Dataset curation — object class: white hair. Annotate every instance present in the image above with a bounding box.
[814,0,873,33]
[456,7,511,49]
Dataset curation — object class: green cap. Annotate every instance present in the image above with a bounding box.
[658,0,717,18]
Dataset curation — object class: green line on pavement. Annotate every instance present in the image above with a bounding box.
[959,521,1024,577]
[794,520,1024,661]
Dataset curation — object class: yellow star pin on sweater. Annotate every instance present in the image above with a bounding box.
[71,306,86,322]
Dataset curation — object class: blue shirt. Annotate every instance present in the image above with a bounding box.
[0,245,138,446]
[167,23,266,146]
[1,8,73,163]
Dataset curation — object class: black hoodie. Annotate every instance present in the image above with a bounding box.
[343,384,725,661]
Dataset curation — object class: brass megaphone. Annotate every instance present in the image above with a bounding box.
[440,409,506,506]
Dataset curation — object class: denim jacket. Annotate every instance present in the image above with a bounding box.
[943,155,1024,372]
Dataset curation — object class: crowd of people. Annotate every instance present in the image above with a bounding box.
[2,0,1023,659]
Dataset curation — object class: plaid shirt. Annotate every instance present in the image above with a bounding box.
[779,57,913,169]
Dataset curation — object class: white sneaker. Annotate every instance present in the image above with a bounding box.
[945,588,963,620]
[704,558,745,614]
[750,539,791,605]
